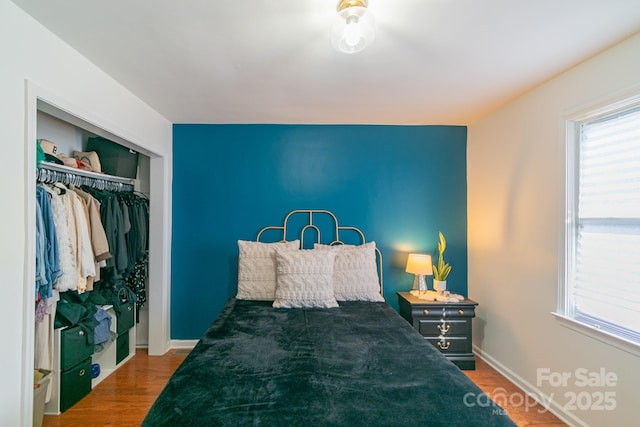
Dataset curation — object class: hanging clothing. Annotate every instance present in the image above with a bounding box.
[72,187,111,262]
[72,186,113,291]
[58,188,80,291]
[126,256,148,312]
[43,185,78,293]
[35,196,48,299]
[83,188,129,276]
[36,186,62,298]
[119,191,149,271]
[82,188,149,309]
[73,189,96,293]
[36,177,149,336]
[119,191,149,308]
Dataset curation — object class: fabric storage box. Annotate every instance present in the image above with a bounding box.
[116,332,130,365]
[60,326,94,371]
[86,136,139,178]
[60,357,92,412]
[33,369,51,427]
[116,302,135,336]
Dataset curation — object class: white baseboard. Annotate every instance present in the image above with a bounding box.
[473,345,585,427]
[169,339,198,350]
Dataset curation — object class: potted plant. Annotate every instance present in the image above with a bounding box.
[432,232,451,293]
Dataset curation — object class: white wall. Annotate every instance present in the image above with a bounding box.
[36,111,84,154]
[468,33,640,426]
[0,1,172,424]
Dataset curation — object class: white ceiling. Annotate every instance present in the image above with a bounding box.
[12,0,640,125]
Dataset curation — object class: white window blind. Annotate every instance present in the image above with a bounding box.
[570,106,640,342]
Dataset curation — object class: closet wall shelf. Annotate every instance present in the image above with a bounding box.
[37,162,135,191]
[38,162,135,185]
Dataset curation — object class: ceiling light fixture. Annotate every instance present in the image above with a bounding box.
[331,0,375,54]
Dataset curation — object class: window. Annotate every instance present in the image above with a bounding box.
[561,96,640,349]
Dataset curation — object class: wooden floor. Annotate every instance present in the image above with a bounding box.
[464,358,567,427]
[42,348,187,427]
[43,349,566,427]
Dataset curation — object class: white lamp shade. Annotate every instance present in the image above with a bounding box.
[331,5,375,53]
[406,254,433,275]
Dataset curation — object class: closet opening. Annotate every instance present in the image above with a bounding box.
[36,108,152,348]
[23,84,170,422]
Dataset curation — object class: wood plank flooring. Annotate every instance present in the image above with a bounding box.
[42,348,186,427]
[464,358,567,427]
[42,349,566,427]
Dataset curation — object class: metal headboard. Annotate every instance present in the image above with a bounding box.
[256,209,384,296]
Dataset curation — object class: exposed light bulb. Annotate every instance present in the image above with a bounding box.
[343,16,362,47]
[331,0,374,54]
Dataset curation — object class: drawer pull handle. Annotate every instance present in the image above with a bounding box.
[437,324,450,333]
[79,369,86,377]
[78,330,84,336]
[437,341,451,350]
[458,310,464,316]
[423,309,429,315]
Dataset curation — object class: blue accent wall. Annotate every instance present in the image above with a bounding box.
[172,124,467,339]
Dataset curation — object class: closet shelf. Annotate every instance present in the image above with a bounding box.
[38,161,135,185]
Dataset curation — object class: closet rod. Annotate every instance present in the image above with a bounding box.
[37,162,135,192]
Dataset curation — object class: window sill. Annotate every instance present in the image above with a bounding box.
[552,313,640,357]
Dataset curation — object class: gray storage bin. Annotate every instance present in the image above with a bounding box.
[33,369,52,427]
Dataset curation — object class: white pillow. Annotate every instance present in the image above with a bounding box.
[272,249,339,308]
[236,240,300,300]
[314,242,384,302]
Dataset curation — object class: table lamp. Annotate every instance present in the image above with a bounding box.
[406,254,433,292]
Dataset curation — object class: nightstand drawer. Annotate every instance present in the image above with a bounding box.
[417,319,470,337]
[425,336,471,353]
[412,306,475,318]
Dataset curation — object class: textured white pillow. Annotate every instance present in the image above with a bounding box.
[314,242,384,302]
[272,249,339,308]
[236,240,300,300]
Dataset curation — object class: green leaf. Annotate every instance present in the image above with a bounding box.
[438,232,447,253]
[442,264,451,280]
[432,232,451,280]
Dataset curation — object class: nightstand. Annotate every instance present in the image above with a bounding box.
[397,291,478,370]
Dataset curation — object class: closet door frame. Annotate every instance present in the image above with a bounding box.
[23,80,171,423]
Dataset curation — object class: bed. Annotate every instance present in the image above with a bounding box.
[143,210,516,426]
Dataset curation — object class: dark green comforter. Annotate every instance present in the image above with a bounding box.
[143,299,516,426]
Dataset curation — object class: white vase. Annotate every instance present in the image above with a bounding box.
[433,279,447,293]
